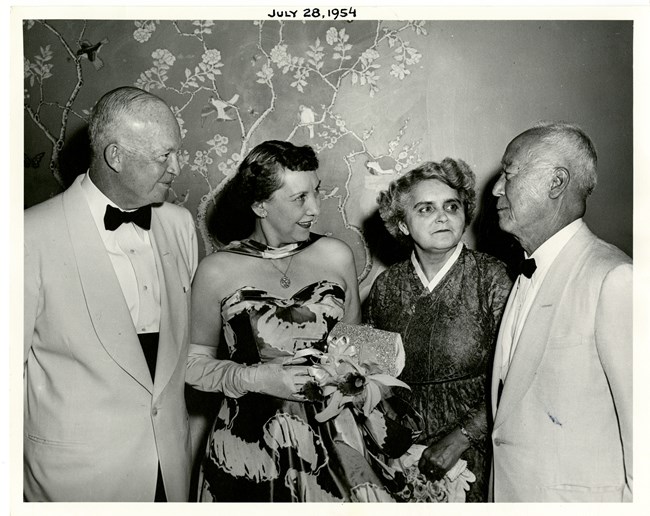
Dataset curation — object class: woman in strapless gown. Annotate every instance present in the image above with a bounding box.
[186,141,412,502]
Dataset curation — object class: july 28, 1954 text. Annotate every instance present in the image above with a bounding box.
[268,8,357,19]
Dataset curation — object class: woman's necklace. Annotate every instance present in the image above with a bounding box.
[269,254,295,288]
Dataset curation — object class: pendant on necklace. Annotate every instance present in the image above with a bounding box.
[280,275,291,288]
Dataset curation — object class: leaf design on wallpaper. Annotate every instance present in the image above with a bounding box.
[135,48,176,91]
[24,44,54,87]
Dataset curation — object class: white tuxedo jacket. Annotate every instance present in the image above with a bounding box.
[490,224,632,502]
[24,174,198,501]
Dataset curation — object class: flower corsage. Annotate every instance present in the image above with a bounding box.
[294,333,410,423]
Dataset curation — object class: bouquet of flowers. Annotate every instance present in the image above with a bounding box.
[389,445,476,503]
[294,327,409,423]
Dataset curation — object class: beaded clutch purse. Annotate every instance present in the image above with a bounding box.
[328,322,405,377]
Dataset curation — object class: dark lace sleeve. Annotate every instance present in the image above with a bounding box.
[362,273,383,327]
[488,262,513,328]
[457,260,513,447]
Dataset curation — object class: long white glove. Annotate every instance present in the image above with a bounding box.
[186,344,310,400]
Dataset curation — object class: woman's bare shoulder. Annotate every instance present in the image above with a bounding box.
[310,235,354,262]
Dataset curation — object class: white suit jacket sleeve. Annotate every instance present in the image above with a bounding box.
[594,263,633,500]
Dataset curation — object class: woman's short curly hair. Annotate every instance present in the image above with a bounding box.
[377,158,476,245]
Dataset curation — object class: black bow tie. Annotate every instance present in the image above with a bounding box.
[104,204,152,231]
[517,257,537,279]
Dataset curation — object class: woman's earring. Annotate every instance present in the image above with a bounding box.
[260,209,268,218]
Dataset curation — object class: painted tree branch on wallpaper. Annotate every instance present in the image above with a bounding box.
[24,19,92,186]
[24,19,427,282]
[132,20,426,280]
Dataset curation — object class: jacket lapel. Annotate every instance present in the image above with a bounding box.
[494,225,594,428]
[150,209,185,401]
[62,176,154,392]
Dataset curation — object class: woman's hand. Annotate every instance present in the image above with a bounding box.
[418,427,471,481]
[249,363,312,401]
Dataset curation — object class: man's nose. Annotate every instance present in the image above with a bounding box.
[492,174,505,197]
[167,152,181,176]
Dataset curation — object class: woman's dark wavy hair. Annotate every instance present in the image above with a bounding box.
[235,140,318,206]
[211,140,318,243]
[377,158,476,245]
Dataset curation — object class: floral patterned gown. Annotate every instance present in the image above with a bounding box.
[198,280,403,502]
[364,247,512,502]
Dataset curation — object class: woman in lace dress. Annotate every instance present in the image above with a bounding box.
[186,141,411,502]
[364,159,513,501]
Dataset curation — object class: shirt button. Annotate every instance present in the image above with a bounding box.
[152,408,158,417]
[143,285,148,291]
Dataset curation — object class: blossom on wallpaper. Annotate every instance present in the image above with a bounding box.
[325,27,352,62]
[202,49,222,66]
[191,150,213,175]
[217,153,242,177]
[152,48,176,67]
[181,49,224,90]
[133,21,159,43]
[135,48,176,91]
[270,44,306,75]
[207,134,229,156]
[270,44,290,67]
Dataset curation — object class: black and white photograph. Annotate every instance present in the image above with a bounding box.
[6,0,649,513]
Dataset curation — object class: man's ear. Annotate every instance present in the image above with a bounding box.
[398,220,410,236]
[549,166,570,199]
[104,143,122,172]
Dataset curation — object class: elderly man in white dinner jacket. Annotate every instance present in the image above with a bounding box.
[489,122,632,502]
[24,87,197,501]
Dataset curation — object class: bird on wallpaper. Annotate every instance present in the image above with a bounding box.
[76,38,109,71]
[298,105,316,139]
[366,160,395,175]
[200,94,240,127]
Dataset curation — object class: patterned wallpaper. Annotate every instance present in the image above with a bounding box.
[23,19,633,296]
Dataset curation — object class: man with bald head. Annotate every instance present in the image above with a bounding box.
[24,87,197,501]
[489,122,632,502]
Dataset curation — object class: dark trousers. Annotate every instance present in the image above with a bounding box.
[138,332,167,502]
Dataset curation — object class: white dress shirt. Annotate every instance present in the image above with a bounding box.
[80,173,161,333]
[411,242,464,292]
[499,218,584,380]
